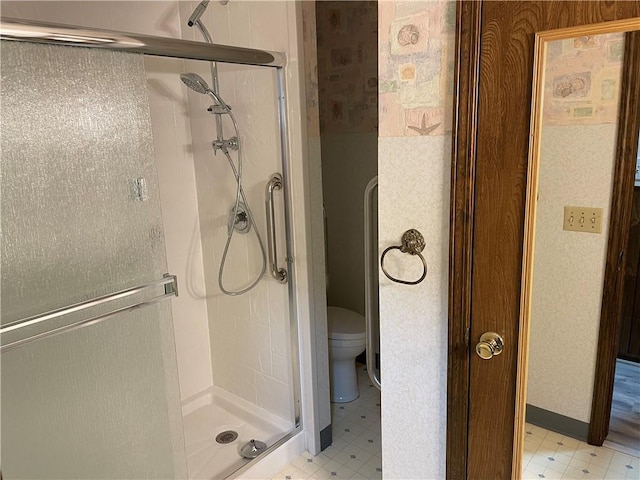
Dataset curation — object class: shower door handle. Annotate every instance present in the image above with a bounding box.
[265,173,287,283]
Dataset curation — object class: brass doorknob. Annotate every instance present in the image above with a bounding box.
[475,332,504,360]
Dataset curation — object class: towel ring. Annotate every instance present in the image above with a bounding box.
[380,229,428,285]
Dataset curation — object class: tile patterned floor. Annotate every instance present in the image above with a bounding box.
[523,423,640,480]
[272,366,639,479]
[270,364,382,480]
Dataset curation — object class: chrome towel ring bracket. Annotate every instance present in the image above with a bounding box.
[380,229,428,285]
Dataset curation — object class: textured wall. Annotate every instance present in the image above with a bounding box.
[316,1,378,134]
[527,124,618,422]
[379,135,450,479]
[303,1,321,140]
[527,33,623,423]
[378,1,454,478]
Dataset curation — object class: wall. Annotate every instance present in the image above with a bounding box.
[316,1,378,135]
[542,33,624,126]
[321,133,378,315]
[315,1,378,315]
[301,0,333,448]
[528,124,617,423]
[0,0,213,403]
[378,1,454,478]
[527,33,623,423]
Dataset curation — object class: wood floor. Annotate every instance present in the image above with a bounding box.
[605,359,640,456]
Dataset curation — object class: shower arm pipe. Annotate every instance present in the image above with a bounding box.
[0,17,286,68]
[364,176,382,391]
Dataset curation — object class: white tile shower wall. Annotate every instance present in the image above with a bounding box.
[179,1,297,422]
[379,135,450,479]
[0,0,214,402]
[144,55,213,401]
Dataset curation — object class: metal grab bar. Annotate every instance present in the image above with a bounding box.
[265,173,287,283]
[1,275,178,353]
[364,176,381,391]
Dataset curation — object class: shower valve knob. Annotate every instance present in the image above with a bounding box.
[212,137,239,153]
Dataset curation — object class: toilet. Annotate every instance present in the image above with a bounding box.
[327,306,366,403]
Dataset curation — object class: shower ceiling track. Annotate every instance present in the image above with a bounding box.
[0,16,286,68]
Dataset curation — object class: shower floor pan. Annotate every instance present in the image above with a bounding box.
[182,386,294,479]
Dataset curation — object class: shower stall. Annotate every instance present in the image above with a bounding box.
[1,12,302,480]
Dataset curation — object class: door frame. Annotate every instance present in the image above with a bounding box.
[588,29,640,445]
[447,1,640,478]
[447,1,482,479]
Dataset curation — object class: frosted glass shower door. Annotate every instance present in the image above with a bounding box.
[1,41,187,478]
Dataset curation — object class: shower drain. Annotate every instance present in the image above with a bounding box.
[215,430,238,444]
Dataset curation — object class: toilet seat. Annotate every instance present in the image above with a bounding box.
[327,306,366,341]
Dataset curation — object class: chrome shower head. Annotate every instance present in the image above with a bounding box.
[180,72,232,112]
[180,72,210,95]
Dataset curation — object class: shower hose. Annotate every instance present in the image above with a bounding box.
[188,14,266,296]
[217,109,267,296]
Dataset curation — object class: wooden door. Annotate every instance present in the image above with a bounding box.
[448,2,640,479]
[618,188,640,362]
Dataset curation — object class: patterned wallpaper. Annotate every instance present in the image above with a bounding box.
[302,0,320,139]
[308,1,455,137]
[316,1,378,134]
[542,32,624,125]
[379,0,455,137]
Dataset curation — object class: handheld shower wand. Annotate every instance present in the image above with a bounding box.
[179,71,267,296]
[183,3,264,296]
[179,73,231,113]
[180,73,236,153]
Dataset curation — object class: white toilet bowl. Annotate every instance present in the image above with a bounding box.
[327,306,366,403]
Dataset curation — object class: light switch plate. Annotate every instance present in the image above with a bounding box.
[563,206,603,233]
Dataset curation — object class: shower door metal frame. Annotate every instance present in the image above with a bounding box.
[0,14,303,468]
[0,17,286,67]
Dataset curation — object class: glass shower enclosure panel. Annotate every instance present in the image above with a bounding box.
[180,58,299,478]
[1,41,187,478]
